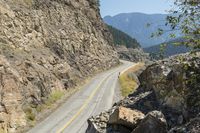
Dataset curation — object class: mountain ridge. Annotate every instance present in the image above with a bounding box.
[144,38,190,59]
[104,12,169,18]
[103,12,180,47]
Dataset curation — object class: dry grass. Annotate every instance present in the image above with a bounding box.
[36,90,64,112]
[45,90,64,107]
[0,129,6,133]
[119,63,145,97]
[12,0,33,7]
[24,107,36,127]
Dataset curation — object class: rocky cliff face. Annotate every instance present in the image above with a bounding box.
[87,52,200,133]
[116,46,150,62]
[0,0,119,132]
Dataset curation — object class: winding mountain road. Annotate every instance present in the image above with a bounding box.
[28,60,134,133]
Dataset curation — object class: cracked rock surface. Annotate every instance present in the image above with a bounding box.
[0,0,119,132]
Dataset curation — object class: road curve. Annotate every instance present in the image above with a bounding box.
[27,60,135,133]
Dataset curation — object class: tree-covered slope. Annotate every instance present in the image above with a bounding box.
[107,25,140,48]
[144,38,190,58]
[104,13,181,47]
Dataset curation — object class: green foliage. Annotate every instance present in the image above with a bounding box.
[24,107,36,122]
[107,25,140,48]
[36,90,64,112]
[151,28,164,38]
[45,90,64,107]
[181,55,200,109]
[159,44,167,59]
[150,0,199,57]
[36,104,46,112]
[166,1,199,50]
[144,38,190,59]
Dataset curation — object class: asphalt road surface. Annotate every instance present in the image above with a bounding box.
[28,60,134,133]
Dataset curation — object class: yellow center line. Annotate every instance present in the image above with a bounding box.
[56,71,115,133]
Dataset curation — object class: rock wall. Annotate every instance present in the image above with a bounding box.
[115,46,150,62]
[0,0,119,132]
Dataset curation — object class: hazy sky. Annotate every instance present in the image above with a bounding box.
[100,0,174,17]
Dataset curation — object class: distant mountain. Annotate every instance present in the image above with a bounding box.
[106,24,140,48]
[144,38,190,59]
[103,13,181,48]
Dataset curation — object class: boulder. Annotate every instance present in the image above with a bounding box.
[107,125,132,133]
[137,53,200,127]
[86,119,102,133]
[108,106,145,129]
[138,62,187,112]
[132,111,167,133]
[86,52,200,133]
[86,112,109,133]
[169,116,200,133]
[116,46,150,62]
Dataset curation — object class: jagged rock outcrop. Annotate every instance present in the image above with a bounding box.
[108,106,145,129]
[0,0,119,132]
[87,52,200,133]
[169,116,200,133]
[138,52,200,127]
[132,111,167,133]
[87,111,110,133]
[116,46,150,62]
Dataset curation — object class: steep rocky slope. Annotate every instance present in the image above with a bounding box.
[0,0,119,132]
[87,52,200,133]
[116,46,150,62]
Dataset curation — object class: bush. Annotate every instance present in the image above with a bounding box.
[24,107,36,122]
[35,90,64,113]
[45,90,64,107]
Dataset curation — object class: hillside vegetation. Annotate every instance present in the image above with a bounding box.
[144,38,190,59]
[119,63,145,96]
[107,25,140,48]
[104,13,181,47]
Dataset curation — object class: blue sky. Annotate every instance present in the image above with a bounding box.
[100,0,174,17]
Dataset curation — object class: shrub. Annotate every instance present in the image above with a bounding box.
[24,107,36,122]
[45,90,64,107]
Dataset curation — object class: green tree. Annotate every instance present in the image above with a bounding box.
[166,0,200,50]
[107,25,140,48]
